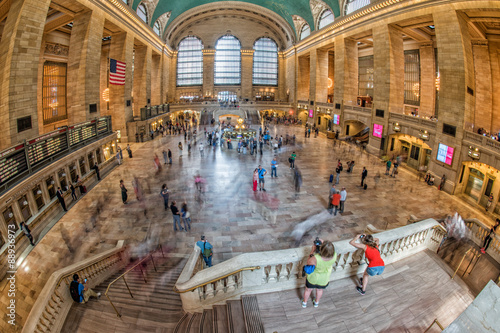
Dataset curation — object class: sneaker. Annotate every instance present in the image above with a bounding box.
[480,248,486,254]
[301,300,307,308]
[97,292,101,298]
[356,287,365,295]
[313,299,319,308]
[262,189,266,192]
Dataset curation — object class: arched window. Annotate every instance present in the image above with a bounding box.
[214,35,241,85]
[253,38,278,86]
[177,36,203,86]
[154,21,161,37]
[121,0,128,4]
[344,0,371,16]
[137,3,148,23]
[300,24,310,40]
[318,10,334,29]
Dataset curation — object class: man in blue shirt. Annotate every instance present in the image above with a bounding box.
[71,274,100,303]
[196,236,213,267]
[258,165,267,191]
[271,157,278,178]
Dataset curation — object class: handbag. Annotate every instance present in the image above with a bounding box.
[185,211,191,218]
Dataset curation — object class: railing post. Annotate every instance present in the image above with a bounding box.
[106,294,122,317]
[150,254,157,272]
[139,267,147,283]
[122,276,133,298]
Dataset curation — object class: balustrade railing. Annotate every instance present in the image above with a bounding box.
[389,112,437,131]
[22,241,128,333]
[174,219,446,312]
[464,131,500,152]
[344,104,372,114]
[464,219,500,263]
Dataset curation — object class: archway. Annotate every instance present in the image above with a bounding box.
[344,120,369,143]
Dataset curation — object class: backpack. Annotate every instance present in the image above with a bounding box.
[70,281,81,303]
[339,165,343,172]
[203,243,213,258]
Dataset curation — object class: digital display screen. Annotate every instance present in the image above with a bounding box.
[437,143,454,165]
[373,124,383,138]
[69,120,97,146]
[27,129,68,166]
[309,110,314,118]
[333,114,340,125]
[0,144,28,186]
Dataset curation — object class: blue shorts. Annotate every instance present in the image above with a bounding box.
[367,266,385,276]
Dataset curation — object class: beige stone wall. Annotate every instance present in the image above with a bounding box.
[419,43,436,118]
[334,36,358,106]
[241,50,254,100]
[298,55,310,101]
[473,41,493,132]
[151,53,161,105]
[285,53,296,103]
[489,42,500,133]
[133,44,152,116]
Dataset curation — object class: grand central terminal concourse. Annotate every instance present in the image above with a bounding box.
[1,0,500,332]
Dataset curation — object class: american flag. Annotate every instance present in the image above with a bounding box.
[109,59,126,85]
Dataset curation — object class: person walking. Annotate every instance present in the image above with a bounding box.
[170,201,183,231]
[120,180,128,204]
[385,159,392,175]
[439,174,446,191]
[252,168,259,191]
[199,142,204,157]
[178,142,183,156]
[126,144,133,158]
[196,235,213,267]
[258,165,267,191]
[331,190,341,216]
[391,161,398,177]
[162,150,168,164]
[328,184,336,213]
[271,157,278,178]
[349,234,385,295]
[335,164,342,185]
[181,202,191,231]
[361,167,368,187]
[486,194,494,212]
[116,150,122,165]
[20,222,35,246]
[70,184,77,201]
[56,187,67,211]
[92,163,100,181]
[160,184,169,211]
[339,187,347,213]
[302,239,337,308]
[290,152,296,169]
[481,219,499,253]
[168,149,172,164]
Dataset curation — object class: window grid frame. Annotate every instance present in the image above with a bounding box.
[358,55,374,97]
[344,0,371,16]
[318,10,334,30]
[137,3,148,24]
[42,61,68,125]
[253,38,278,86]
[404,49,421,106]
[214,35,241,86]
[177,36,204,87]
[300,24,311,40]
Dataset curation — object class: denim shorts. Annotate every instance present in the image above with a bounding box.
[367,266,385,276]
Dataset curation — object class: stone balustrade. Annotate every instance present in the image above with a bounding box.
[22,241,128,333]
[464,131,500,151]
[464,219,500,264]
[175,219,446,312]
[343,104,372,115]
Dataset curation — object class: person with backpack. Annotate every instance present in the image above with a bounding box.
[361,167,368,187]
[70,274,100,304]
[349,234,385,296]
[196,235,213,267]
[385,159,392,175]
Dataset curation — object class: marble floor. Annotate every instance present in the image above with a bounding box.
[1,123,496,332]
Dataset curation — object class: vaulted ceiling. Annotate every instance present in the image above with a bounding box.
[132,0,341,35]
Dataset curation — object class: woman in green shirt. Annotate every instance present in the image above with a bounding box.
[302,240,337,308]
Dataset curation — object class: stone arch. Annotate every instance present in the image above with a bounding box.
[310,0,334,31]
[138,0,159,25]
[292,15,308,40]
[155,11,171,39]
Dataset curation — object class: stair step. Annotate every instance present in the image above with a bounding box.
[174,313,193,333]
[227,300,246,333]
[242,295,265,333]
[213,305,229,333]
[201,309,213,333]
[188,312,203,333]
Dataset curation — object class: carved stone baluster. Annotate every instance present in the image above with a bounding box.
[263,265,271,283]
[275,264,282,282]
[285,262,293,280]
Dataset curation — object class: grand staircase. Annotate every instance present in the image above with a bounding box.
[61,253,264,333]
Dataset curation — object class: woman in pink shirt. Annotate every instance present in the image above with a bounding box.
[252,168,259,191]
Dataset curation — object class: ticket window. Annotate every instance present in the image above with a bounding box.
[79,157,86,175]
[70,163,78,183]
[46,176,56,199]
[17,195,32,222]
[88,153,95,169]
[3,206,18,233]
[32,185,45,211]
[58,170,68,191]
[96,148,103,165]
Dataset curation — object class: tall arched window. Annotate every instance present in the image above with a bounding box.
[177,36,204,86]
[344,0,370,16]
[253,38,278,86]
[137,3,148,23]
[318,10,334,29]
[121,0,129,4]
[153,21,161,37]
[214,35,241,85]
[300,24,310,40]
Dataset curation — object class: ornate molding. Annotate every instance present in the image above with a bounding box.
[44,43,69,57]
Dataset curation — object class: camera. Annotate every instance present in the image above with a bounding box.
[314,237,322,253]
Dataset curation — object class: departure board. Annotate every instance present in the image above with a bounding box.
[69,120,96,146]
[0,144,28,186]
[27,129,68,166]
[97,118,109,134]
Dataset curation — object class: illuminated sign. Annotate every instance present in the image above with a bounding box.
[333,114,340,125]
[437,143,454,165]
[309,109,314,118]
[373,124,383,138]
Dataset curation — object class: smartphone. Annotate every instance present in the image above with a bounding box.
[84,278,87,283]
[359,235,365,239]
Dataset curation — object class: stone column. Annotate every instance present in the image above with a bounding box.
[419,42,436,118]
[472,40,492,132]
[109,31,134,140]
[489,41,500,132]
[315,49,328,103]
[309,49,317,103]
[151,52,161,105]
[297,55,310,101]
[285,52,296,104]
[0,0,52,149]
[328,51,334,102]
[133,44,152,117]
[67,10,105,124]
[278,52,286,101]
[334,36,358,107]
[161,52,170,103]
[203,49,215,99]
[241,49,254,101]
[99,44,110,117]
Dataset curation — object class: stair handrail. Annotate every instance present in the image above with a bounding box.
[104,245,164,317]
[173,266,261,293]
[423,318,444,332]
[22,240,128,333]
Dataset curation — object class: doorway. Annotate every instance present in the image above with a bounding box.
[465,168,484,201]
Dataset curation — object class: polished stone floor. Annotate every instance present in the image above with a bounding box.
[1,123,495,332]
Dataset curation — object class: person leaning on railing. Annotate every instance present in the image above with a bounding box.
[349,234,385,296]
[70,274,101,304]
[481,219,500,254]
